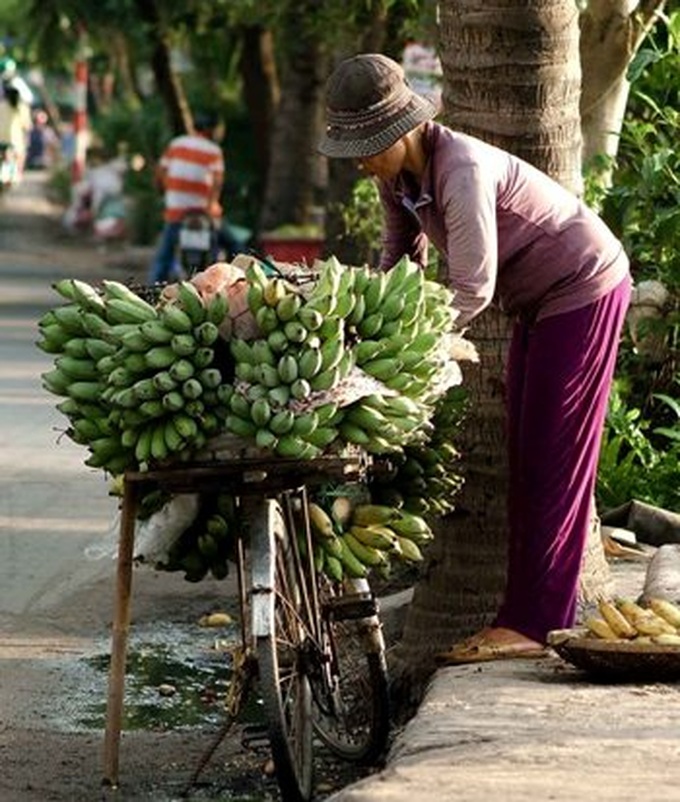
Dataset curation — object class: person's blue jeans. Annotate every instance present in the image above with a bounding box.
[148,221,181,284]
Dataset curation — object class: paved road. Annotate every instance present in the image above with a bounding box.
[0,173,118,618]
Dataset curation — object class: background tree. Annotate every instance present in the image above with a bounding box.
[580,0,668,169]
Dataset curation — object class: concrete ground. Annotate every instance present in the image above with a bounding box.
[330,558,680,802]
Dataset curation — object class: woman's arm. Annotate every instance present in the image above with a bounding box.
[439,163,499,327]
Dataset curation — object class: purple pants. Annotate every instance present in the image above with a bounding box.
[494,275,632,643]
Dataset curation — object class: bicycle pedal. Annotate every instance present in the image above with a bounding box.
[324,594,378,620]
[241,723,270,751]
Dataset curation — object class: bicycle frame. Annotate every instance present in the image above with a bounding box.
[102,449,385,800]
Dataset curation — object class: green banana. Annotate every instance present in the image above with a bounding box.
[170,333,197,357]
[337,536,368,578]
[160,304,194,334]
[343,531,386,567]
[176,281,207,325]
[105,298,157,325]
[55,356,99,381]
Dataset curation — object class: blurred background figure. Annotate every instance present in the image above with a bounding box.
[63,145,128,242]
[148,111,224,284]
[0,57,33,186]
[26,108,59,170]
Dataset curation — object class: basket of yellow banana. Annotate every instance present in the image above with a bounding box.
[548,597,680,681]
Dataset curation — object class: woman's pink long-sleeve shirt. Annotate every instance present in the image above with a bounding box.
[378,122,630,328]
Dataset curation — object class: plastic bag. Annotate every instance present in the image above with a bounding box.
[84,494,200,567]
[641,544,680,604]
[133,493,200,566]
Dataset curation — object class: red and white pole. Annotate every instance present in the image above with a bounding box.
[72,28,89,184]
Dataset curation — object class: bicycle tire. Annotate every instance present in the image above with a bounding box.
[249,497,314,802]
[312,577,390,764]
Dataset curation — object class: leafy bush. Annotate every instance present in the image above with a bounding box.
[597,382,680,512]
[595,12,680,513]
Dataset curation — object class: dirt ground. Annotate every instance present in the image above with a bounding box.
[0,566,382,802]
[0,173,385,802]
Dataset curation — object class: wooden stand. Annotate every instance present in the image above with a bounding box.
[102,477,139,787]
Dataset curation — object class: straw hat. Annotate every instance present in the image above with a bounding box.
[318,53,437,159]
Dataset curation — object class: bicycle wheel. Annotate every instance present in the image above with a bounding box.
[312,576,390,764]
[249,497,314,802]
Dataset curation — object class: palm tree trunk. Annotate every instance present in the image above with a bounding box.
[390,0,592,714]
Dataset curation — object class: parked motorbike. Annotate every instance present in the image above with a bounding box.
[178,209,215,276]
[177,211,253,277]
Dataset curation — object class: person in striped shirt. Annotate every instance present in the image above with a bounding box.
[148,113,224,283]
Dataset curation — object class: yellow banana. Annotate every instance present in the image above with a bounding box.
[648,598,680,629]
[349,525,399,551]
[652,633,680,646]
[598,599,637,639]
[351,504,400,527]
[308,502,335,539]
[395,536,424,563]
[617,599,676,636]
[585,617,618,640]
[343,531,386,567]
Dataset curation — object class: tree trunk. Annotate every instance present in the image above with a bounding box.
[238,26,279,194]
[132,0,193,136]
[257,10,329,234]
[580,0,667,167]
[390,0,592,714]
[439,0,583,194]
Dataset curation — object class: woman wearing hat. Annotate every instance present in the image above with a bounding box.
[319,53,631,664]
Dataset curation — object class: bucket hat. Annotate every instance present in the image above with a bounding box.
[318,53,437,159]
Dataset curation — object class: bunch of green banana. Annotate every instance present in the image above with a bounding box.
[221,256,464,462]
[348,257,458,403]
[222,260,358,459]
[338,392,432,455]
[307,498,434,583]
[160,492,237,582]
[38,277,232,473]
[368,384,467,517]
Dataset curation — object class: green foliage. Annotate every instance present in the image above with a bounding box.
[338,178,384,266]
[599,11,680,291]
[93,98,170,165]
[594,11,680,513]
[597,382,680,512]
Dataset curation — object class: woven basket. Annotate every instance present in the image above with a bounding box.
[548,629,680,682]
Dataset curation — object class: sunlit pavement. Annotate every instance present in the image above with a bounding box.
[0,173,117,617]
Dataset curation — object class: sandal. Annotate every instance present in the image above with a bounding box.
[436,637,548,666]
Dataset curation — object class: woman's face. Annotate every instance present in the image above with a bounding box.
[357,139,406,181]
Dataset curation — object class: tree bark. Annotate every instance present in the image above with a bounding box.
[439,0,583,194]
[257,8,329,234]
[238,26,279,193]
[390,1,591,714]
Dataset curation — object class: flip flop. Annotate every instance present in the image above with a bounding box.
[435,640,548,666]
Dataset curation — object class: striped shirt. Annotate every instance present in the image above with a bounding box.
[159,134,224,223]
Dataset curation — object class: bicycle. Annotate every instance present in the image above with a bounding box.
[102,446,390,802]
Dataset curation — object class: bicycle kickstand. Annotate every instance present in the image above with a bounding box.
[180,647,258,797]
